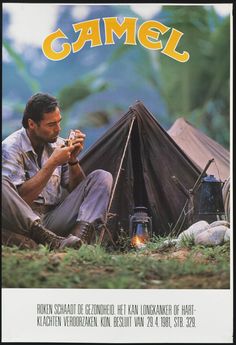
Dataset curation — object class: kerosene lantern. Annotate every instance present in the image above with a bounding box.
[198,175,225,223]
[129,207,152,249]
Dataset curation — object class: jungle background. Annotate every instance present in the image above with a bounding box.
[3,4,231,150]
[2,4,231,289]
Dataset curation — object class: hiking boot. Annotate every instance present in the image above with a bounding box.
[30,221,82,250]
[71,221,94,244]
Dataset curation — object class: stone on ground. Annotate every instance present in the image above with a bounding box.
[195,226,228,246]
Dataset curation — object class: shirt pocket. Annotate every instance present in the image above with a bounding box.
[48,167,61,192]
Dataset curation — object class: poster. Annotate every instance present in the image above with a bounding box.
[2,3,233,343]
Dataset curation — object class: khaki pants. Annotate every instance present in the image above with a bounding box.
[2,170,113,237]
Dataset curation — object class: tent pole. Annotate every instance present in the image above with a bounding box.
[107,115,136,212]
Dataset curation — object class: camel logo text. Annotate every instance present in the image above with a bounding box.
[42,17,190,63]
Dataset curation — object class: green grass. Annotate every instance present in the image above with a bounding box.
[2,238,230,289]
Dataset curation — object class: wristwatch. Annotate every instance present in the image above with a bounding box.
[68,160,78,166]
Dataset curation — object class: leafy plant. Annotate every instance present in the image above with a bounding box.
[107,6,230,148]
[58,74,109,113]
[3,40,40,93]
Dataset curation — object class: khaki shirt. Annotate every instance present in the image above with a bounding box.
[2,127,69,205]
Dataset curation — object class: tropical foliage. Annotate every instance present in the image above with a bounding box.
[107,6,230,147]
[3,5,230,148]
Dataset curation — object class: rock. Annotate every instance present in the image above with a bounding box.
[178,220,210,242]
[195,226,228,246]
[224,228,230,242]
[158,239,179,251]
[161,239,179,248]
[210,220,230,228]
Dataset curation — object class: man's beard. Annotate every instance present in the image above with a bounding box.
[47,137,58,143]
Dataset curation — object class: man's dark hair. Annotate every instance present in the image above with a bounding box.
[22,93,60,128]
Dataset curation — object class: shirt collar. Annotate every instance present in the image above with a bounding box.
[20,127,36,154]
[20,127,63,154]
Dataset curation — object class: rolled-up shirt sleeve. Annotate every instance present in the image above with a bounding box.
[2,145,26,186]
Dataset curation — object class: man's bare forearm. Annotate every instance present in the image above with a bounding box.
[17,159,57,205]
[68,162,86,192]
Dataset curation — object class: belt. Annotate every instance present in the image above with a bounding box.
[31,203,56,214]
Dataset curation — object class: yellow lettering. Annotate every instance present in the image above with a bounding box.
[72,19,102,53]
[162,28,190,62]
[42,28,71,61]
[138,20,170,50]
[41,17,190,63]
[103,17,137,45]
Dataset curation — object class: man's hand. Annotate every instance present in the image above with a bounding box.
[49,146,75,166]
[68,130,86,163]
[17,146,75,205]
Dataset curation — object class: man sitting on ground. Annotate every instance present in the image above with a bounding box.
[2,93,113,250]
